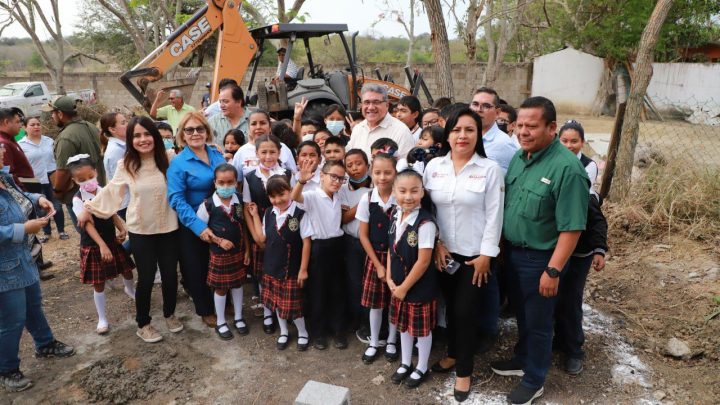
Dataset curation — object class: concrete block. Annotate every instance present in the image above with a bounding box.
[294,380,350,405]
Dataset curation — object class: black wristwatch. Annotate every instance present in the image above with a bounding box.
[545,266,561,278]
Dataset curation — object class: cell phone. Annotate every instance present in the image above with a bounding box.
[444,258,460,275]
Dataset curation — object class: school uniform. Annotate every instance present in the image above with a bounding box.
[72,189,134,285]
[242,167,293,280]
[356,189,396,309]
[196,193,248,290]
[388,207,438,337]
[302,187,346,338]
[261,202,313,320]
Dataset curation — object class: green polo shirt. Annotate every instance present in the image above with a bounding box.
[503,137,589,250]
[156,103,196,135]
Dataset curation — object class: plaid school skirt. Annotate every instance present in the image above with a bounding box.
[360,250,390,309]
[261,273,303,320]
[80,242,135,285]
[390,297,437,338]
[250,241,264,281]
[207,251,248,290]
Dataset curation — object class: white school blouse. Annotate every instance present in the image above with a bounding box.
[337,182,371,239]
[301,188,344,240]
[423,153,504,258]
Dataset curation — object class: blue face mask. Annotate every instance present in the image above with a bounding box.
[326,120,345,136]
[163,139,174,150]
[0,166,9,174]
[216,186,236,199]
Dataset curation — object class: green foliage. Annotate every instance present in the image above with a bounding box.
[0,59,10,75]
[28,51,44,71]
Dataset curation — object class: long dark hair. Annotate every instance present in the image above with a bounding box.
[124,116,169,178]
[442,106,487,158]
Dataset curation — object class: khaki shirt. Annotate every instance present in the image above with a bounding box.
[346,113,415,159]
[53,119,106,204]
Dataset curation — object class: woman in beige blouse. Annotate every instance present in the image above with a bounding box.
[78,116,181,343]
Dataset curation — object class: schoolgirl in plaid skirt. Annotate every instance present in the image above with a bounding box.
[386,169,439,389]
[68,155,135,336]
[196,164,251,341]
[356,154,399,364]
[247,176,313,351]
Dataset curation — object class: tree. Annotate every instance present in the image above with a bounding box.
[444,0,486,62]
[481,0,528,88]
[373,0,424,68]
[0,0,101,94]
[611,0,674,200]
[423,0,454,98]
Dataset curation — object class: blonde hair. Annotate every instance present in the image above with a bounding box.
[175,111,214,147]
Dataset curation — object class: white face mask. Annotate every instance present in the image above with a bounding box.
[326,120,345,136]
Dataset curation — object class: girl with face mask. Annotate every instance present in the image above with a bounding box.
[324,104,351,140]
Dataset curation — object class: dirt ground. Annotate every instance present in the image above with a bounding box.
[2,208,718,405]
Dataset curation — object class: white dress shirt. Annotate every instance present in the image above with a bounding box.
[411,126,422,143]
[355,187,396,223]
[262,201,314,239]
[423,153,504,257]
[338,183,371,239]
[482,122,518,174]
[392,207,436,248]
[18,135,56,184]
[347,113,415,159]
[301,188,344,240]
[232,141,297,176]
[294,169,321,193]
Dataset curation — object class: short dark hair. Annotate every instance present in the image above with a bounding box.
[321,159,345,173]
[497,104,517,123]
[398,96,422,124]
[432,97,452,110]
[559,119,585,141]
[323,136,346,149]
[313,128,332,140]
[271,121,297,150]
[370,138,399,154]
[323,104,347,118]
[218,78,238,89]
[0,107,23,124]
[266,175,292,197]
[344,148,368,165]
[420,125,446,145]
[219,85,245,106]
[519,96,556,125]
[223,128,246,147]
[297,140,321,156]
[214,163,238,180]
[473,87,500,105]
[301,118,323,128]
[156,121,173,133]
[439,102,468,120]
[443,106,487,158]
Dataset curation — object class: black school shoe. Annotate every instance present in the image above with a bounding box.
[262,315,276,334]
[313,336,328,350]
[565,357,584,375]
[215,324,234,340]
[297,335,310,352]
[384,342,399,362]
[35,340,75,358]
[276,334,290,350]
[390,364,414,384]
[404,369,428,389]
[362,346,378,364]
[508,383,544,405]
[233,319,249,336]
[0,369,32,392]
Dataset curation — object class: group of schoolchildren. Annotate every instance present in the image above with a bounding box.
[68,91,606,392]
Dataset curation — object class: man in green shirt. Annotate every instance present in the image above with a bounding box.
[150,89,195,136]
[490,96,589,405]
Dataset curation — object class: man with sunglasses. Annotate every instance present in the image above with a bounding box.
[150,88,196,136]
[469,87,517,174]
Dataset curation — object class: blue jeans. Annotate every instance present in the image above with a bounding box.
[554,255,593,360]
[40,184,65,235]
[506,246,567,390]
[0,282,54,372]
[477,258,500,336]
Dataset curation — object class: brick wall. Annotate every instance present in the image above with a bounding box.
[1,62,532,112]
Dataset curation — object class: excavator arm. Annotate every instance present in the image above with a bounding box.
[120,0,257,111]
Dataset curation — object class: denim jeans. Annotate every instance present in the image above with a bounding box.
[477,258,500,337]
[554,255,593,360]
[40,184,65,235]
[506,246,567,390]
[0,282,54,372]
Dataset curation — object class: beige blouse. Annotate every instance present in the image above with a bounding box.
[84,157,178,235]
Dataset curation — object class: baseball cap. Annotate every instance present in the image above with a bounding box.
[277,47,286,54]
[41,96,77,113]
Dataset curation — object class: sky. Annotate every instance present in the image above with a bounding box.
[2,0,448,40]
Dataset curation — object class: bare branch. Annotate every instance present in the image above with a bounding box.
[0,12,13,37]
[241,1,267,25]
[64,52,105,65]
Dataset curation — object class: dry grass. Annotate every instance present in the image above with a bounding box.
[606,161,720,246]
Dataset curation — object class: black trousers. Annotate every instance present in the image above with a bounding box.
[178,225,214,317]
[130,230,179,328]
[554,255,593,360]
[440,253,496,378]
[307,237,346,338]
[343,235,367,330]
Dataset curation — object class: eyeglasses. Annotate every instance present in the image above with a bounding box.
[324,173,346,184]
[362,100,386,107]
[422,119,439,127]
[471,102,496,111]
[183,126,207,135]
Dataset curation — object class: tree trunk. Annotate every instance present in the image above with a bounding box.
[482,0,526,88]
[590,59,614,116]
[405,0,415,68]
[610,0,674,201]
[423,0,454,98]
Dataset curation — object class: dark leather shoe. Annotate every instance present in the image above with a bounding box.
[262,315,275,334]
[233,319,249,336]
[565,357,584,375]
[404,369,428,389]
[362,346,378,364]
[453,377,472,403]
[334,334,348,350]
[313,336,328,350]
[391,364,413,384]
[384,342,399,362]
[297,335,310,351]
[215,324,233,340]
[276,334,289,350]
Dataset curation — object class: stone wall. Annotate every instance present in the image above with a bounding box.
[1,62,532,112]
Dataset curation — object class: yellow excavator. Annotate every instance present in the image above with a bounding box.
[120,0,433,117]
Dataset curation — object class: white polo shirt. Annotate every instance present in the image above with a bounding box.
[232,141,297,176]
[354,187,396,223]
[392,207,436,248]
[347,113,415,159]
[301,188,344,240]
[262,201,314,239]
[423,153,504,257]
[242,165,296,203]
[338,183,371,239]
[196,192,240,223]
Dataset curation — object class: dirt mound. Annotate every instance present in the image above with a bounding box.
[75,345,196,404]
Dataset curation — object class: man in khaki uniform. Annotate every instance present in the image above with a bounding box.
[45,96,106,227]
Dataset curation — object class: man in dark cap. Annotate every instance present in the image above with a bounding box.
[44,96,105,227]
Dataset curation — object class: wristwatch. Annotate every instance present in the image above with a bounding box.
[545,266,561,278]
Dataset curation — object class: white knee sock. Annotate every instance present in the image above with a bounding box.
[123,278,136,299]
[277,311,289,343]
[94,291,107,328]
[413,333,433,376]
[263,306,273,325]
[369,308,382,347]
[214,293,227,327]
[386,322,398,353]
[400,331,413,367]
[293,317,308,339]
[231,288,244,321]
